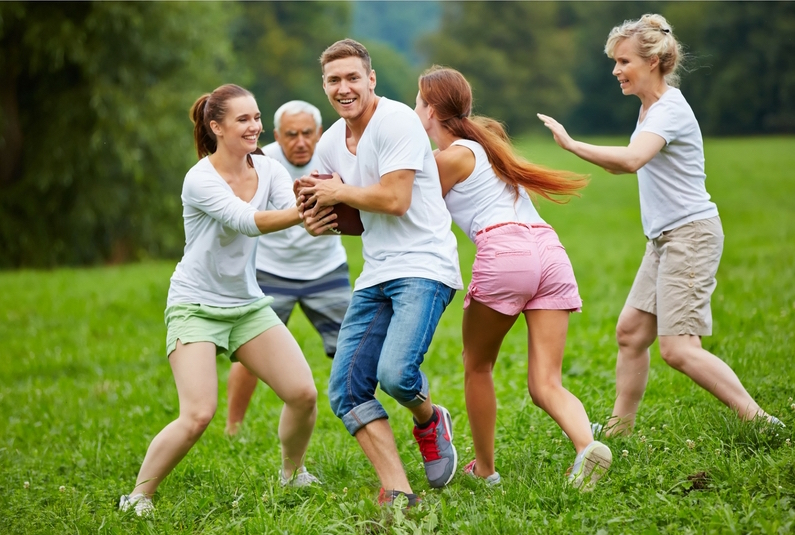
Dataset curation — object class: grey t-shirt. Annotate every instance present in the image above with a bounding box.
[632,87,718,239]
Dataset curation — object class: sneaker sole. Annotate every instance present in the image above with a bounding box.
[577,442,612,492]
[434,406,458,488]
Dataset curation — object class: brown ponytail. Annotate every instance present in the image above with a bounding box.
[419,66,588,203]
[188,84,256,165]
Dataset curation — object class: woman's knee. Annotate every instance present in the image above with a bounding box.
[285,383,318,413]
[181,402,217,438]
[616,317,655,351]
[658,339,688,370]
[526,378,560,410]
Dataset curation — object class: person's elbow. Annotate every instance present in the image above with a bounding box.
[385,197,411,217]
[618,157,645,174]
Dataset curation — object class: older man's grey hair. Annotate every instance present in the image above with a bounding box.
[273,100,323,131]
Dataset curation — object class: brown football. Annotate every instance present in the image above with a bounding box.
[315,174,364,236]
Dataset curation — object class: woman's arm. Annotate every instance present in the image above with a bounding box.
[435,144,475,196]
[253,206,302,234]
[537,113,666,174]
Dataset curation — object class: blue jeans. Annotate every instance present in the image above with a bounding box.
[328,278,456,435]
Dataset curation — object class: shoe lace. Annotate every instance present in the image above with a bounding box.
[414,423,441,462]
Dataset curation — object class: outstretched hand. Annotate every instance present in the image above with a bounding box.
[537,113,574,152]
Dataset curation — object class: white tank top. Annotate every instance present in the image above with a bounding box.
[443,139,544,242]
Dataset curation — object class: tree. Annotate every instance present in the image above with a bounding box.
[231,2,351,133]
[418,2,581,135]
[0,1,241,266]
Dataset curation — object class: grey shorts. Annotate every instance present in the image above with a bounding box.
[256,263,351,357]
[626,216,724,336]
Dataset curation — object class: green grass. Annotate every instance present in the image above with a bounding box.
[1,136,794,534]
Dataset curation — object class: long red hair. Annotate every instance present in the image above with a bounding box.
[418,66,587,203]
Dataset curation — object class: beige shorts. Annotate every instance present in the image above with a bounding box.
[626,216,724,336]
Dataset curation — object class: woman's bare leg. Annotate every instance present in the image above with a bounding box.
[658,334,768,420]
[607,306,657,436]
[461,299,517,478]
[524,310,593,453]
[129,341,218,497]
[236,325,317,476]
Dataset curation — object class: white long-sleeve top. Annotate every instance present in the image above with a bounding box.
[167,155,296,307]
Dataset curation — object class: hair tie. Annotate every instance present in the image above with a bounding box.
[459,113,468,120]
[659,27,670,34]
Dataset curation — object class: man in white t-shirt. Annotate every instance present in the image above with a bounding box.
[297,39,463,505]
[225,101,351,436]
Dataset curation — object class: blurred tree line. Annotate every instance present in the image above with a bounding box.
[1,1,792,267]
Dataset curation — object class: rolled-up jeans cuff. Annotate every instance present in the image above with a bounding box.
[341,399,389,436]
[393,371,429,409]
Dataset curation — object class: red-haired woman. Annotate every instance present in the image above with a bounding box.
[415,66,611,490]
[119,84,327,515]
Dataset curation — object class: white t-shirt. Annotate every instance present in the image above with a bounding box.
[255,143,347,280]
[167,155,296,307]
[315,97,462,291]
[632,87,718,239]
[443,139,545,242]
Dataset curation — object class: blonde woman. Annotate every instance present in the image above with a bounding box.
[538,14,783,436]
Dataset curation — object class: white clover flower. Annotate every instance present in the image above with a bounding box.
[622,449,629,457]
[59,486,65,492]
[421,490,427,496]
[650,427,656,432]
[343,487,348,493]
[686,439,695,449]
[714,449,721,456]
[640,435,647,443]
[466,446,472,453]
[24,481,30,489]
[232,500,239,508]
[786,439,791,447]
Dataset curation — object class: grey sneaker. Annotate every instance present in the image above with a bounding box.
[280,466,321,487]
[567,441,612,491]
[463,459,501,485]
[119,493,154,516]
[413,405,458,488]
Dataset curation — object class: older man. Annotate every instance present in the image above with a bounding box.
[225,100,351,437]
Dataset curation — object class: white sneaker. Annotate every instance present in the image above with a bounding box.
[119,493,154,516]
[562,422,604,440]
[567,441,612,492]
[767,416,785,427]
[280,466,321,488]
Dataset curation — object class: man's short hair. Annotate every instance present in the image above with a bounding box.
[273,100,322,131]
[320,38,372,73]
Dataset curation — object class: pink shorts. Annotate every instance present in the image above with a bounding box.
[465,223,582,315]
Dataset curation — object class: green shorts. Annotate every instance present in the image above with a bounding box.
[165,297,282,360]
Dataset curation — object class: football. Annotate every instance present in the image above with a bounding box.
[314,174,364,236]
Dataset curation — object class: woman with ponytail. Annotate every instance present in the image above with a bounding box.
[119,84,327,516]
[538,15,783,437]
[415,66,611,490]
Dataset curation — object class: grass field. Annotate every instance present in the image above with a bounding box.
[1,136,794,534]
